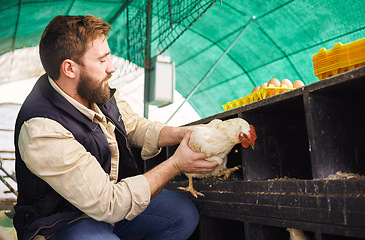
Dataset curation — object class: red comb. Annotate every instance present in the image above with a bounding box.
[249,125,257,142]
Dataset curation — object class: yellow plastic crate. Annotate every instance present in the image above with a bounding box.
[222,85,293,111]
[313,37,365,80]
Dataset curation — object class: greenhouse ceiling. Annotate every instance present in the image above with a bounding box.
[0,0,364,118]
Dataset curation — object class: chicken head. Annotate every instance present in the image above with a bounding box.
[239,125,257,149]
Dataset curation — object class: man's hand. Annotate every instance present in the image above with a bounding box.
[170,130,218,174]
[158,125,196,148]
[144,129,217,198]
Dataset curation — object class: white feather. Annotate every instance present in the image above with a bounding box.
[186,118,251,178]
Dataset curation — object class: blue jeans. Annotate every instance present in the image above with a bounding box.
[51,190,199,240]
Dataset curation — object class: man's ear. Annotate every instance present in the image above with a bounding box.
[61,59,79,79]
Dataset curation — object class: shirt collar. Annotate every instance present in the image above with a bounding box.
[48,76,104,122]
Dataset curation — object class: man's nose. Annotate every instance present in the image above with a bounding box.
[107,56,115,73]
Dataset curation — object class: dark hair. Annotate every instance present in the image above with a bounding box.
[39,15,111,80]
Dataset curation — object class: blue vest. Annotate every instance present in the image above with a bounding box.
[13,74,140,239]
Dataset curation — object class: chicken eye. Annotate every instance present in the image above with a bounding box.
[238,132,247,142]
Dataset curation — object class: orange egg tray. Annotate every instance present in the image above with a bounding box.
[312,37,365,80]
[222,84,293,111]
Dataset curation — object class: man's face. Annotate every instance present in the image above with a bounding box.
[76,35,115,105]
[77,69,111,105]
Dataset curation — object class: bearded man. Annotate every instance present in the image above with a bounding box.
[13,15,217,240]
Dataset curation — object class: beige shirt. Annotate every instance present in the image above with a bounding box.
[18,77,165,223]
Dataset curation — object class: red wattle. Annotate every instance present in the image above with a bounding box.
[241,141,249,148]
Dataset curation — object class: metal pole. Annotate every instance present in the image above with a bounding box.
[108,0,134,25]
[144,0,153,118]
[165,20,253,124]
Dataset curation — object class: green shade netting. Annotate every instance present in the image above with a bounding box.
[168,0,365,117]
[1,0,364,118]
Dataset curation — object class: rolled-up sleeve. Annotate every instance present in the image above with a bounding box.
[18,118,151,223]
[114,91,165,160]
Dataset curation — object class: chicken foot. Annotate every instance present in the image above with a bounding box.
[178,166,242,198]
[178,175,205,198]
[216,165,242,180]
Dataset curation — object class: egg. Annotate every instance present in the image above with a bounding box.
[293,80,304,88]
[267,78,280,96]
[280,79,293,88]
[260,83,268,88]
[252,86,260,93]
[268,78,280,87]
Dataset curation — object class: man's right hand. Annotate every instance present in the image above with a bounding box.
[170,130,218,174]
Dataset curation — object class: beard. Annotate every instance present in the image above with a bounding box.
[77,71,112,105]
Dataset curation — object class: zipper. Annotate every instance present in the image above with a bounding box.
[105,115,133,157]
[98,90,134,160]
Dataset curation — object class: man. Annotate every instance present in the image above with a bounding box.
[13,15,217,240]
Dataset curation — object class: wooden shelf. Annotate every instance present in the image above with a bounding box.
[139,66,365,239]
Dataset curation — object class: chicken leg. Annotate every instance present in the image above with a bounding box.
[216,165,242,180]
[178,175,205,198]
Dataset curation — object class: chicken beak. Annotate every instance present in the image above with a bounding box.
[250,142,255,149]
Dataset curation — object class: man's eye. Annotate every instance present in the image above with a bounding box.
[100,59,106,63]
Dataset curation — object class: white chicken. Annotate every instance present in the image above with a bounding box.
[178,118,257,198]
